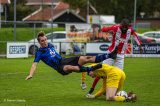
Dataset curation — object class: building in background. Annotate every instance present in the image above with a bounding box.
[136,18,160,29]
[0,0,10,21]
[87,15,115,25]
[23,1,86,27]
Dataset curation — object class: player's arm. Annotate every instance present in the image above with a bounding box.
[132,30,143,53]
[88,76,101,94]
[25,62,38,80]
[101,26,113,32]
[101,25,118,32]
[86,78,106,99]
[132,31,142,45]
[94,78,106,97]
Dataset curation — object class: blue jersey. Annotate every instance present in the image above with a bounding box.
[34,43,62,71]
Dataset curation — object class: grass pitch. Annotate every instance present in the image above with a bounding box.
[0,57,160,106]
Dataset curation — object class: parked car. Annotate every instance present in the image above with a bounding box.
[137,35,156,44]
[142,31,160,38]
[141,31,160,43]
[28,31,73,55]
[131,33,156,44]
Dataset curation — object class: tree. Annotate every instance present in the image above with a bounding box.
[62,0,160,22]
[62,0,86,9]
[8,0,35,20]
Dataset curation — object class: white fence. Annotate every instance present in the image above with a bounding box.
[5,42,160,58]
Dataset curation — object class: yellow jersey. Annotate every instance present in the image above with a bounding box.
[93,64,116,78]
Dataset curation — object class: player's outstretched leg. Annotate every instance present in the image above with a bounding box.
[95,47,118,63]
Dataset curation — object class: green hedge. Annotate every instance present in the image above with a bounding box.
[0,27,65,41]
[0,27,64,54]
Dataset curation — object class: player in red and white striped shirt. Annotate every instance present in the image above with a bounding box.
[87,19,143,94]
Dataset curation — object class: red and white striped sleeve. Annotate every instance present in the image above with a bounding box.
[101,25,117,32]
[131,29,142,45]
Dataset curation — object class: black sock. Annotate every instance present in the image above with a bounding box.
[88,88,94,94]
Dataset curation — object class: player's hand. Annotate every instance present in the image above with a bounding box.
[125,92,137,102]
[86,94,95,99]
[25,75,32,80]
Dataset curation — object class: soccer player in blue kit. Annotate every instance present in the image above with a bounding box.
[26,31,117,80]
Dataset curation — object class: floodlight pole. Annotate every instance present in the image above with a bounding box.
[131,0,137,57]
[41,0,44,21]
[133,0,137,30]
[0,0,1,29]
[14,0,17,41]
[33,23,36,54]
[51,0,54,31]
[87,0,89,20]
[5,4,7,21]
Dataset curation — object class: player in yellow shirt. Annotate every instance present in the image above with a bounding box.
[86,63,136,102]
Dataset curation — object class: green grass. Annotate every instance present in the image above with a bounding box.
[0,57,160,106]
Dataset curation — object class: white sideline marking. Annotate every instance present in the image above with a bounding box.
[0,72,26,76]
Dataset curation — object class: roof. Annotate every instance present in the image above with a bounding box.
[26,0,59,5]
[51,9,85,22]
[23,2,70,21]
[23,2,69,21]
[0,0,11,4]
[23,7,68,21]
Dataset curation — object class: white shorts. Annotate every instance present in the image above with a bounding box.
[103,54,124,70]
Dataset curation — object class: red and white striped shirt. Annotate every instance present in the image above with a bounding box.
[102,25,142,54]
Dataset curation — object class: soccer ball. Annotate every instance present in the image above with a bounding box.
[116,90,128,98]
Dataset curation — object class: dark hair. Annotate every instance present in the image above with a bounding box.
[37,31,45,42]
[120,19,130,33]
[120,18,130,27]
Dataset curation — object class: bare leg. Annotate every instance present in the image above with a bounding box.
[106,87,117,101]
[78,50,116,65]
[78,56,96,66]
[63,65,80,73]
[63,65,92,73]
